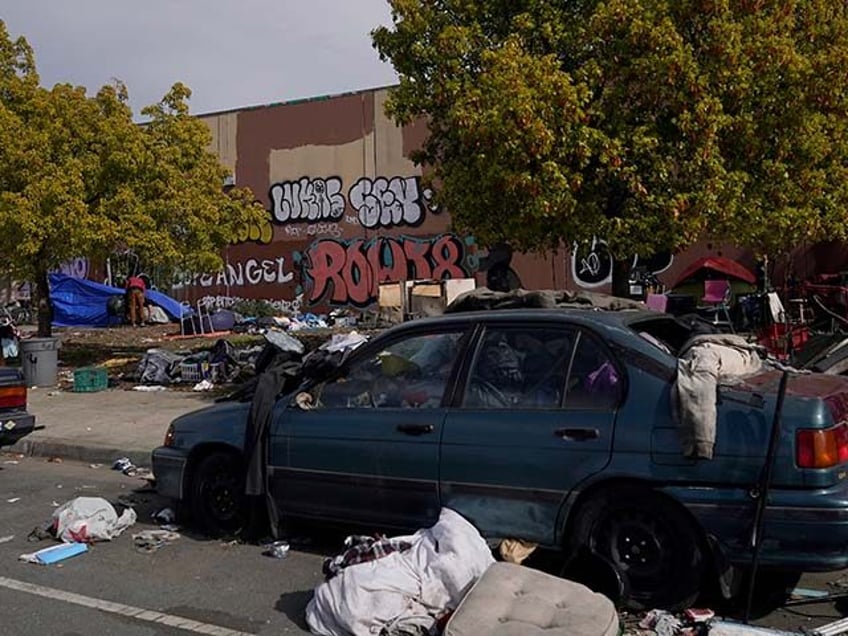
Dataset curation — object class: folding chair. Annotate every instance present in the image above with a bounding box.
[701,280,734,332]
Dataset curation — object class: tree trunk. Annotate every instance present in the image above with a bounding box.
[34,270,52,337]
[611,258,632,299]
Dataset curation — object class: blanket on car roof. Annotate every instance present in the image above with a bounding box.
[445,288,646,313]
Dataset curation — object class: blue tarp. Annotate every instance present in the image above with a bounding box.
[49,273,191,328]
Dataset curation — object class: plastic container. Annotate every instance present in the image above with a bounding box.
[179,361,221,383]
[20,337,60,387]
[73,367,108,393]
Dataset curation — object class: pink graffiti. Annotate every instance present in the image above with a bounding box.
[304,235,471,306]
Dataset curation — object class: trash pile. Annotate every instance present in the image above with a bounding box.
[622,610,803,635]
[21,496,137,564]
[134,338,255,388]
[131,328,371,392]
[213,306,360,335]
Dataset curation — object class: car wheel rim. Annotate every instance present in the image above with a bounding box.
[592,509,675,587]
[204,469,239,522]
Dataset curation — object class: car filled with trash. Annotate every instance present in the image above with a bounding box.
[0,365,37,448]
[152,288,848,612]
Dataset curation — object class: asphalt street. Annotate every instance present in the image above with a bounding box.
[0,454,324,635]
[3,453,848,635]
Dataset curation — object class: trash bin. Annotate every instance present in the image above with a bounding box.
[20,337,60,387]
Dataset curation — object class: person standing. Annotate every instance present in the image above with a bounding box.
[125,275,147,327]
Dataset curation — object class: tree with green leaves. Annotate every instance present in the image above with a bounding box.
[0,21,265,335]
[373,1,848,293]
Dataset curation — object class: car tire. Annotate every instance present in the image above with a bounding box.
[190,451,247,537]
[568,486,705,611]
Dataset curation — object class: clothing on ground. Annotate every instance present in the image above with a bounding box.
[305,508,495,636]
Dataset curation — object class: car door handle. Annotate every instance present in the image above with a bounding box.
[396,424,435,436]
[555,428,600,442]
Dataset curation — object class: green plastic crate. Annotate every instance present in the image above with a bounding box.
[73,367,108,393]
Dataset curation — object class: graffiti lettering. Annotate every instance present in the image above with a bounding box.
[349,176,434,229]
[193,257,294,289]
[59,258,89,280]
[303,234,474,307]
[199,294,303,315]
[283,222,343,239]
[571,237,673,289]
[270,177,345,223]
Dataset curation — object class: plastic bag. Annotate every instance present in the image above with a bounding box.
[52,496,137,543]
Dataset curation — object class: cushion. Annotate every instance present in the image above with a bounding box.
[445,562,619,636]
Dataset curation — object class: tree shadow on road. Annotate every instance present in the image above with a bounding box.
[274,590,313,630]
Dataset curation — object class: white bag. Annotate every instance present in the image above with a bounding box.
[52,496,137,543]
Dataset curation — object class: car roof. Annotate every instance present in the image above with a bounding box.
[386,307,665,332]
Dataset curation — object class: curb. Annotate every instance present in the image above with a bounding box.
[8,437,153,469]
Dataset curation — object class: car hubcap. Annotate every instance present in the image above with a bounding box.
[206,470,237,520]
[593,510,673,584]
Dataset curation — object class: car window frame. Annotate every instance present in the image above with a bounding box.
[455,322,578,411]
[303,324,475,410]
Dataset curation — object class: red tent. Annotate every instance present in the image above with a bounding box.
[671,256,756,288]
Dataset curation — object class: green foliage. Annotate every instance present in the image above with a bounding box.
[0,21,266,334]
[231,299,278,318]
[373,1,848,259]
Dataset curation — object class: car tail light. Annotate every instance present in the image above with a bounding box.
[0,386,27,409]
[796,424,848,468]
[163,424,175,447]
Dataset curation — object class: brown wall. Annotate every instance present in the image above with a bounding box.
[173,86,848,312]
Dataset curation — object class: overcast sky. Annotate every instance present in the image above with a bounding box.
[1,0,399,115]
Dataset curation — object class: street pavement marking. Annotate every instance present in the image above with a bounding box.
[0,576,255,635]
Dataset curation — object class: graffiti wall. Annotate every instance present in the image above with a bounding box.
[301,234,476,307]
[159,85,847,310]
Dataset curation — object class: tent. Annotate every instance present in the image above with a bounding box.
[49,273,191,328]
[671,256,757,288]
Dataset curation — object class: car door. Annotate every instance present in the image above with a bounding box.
[440,323,622,545]
[269,327,469,529]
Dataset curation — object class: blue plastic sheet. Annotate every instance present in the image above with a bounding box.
[49,273,191,328]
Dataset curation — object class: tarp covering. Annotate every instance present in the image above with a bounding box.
[671,257,756,288]
[49,273,190,328]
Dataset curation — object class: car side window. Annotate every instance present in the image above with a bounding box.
[313,331,464,409]
[462,327,573,409]
[565,333,623,410]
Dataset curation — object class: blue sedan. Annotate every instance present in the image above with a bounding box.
[153,308,848,610]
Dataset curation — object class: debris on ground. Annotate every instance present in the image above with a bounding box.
[623,611,803,635]
[262,540,290,559]
[48,456,63,463]
[19,542,88,565]
[306,508,493,636]
[112,457,133,473]
[52,496,136,543]
[133,529,180,553]
[132,385,167,392]
[0,534,14,544]
[192,379,214,391]
[498,538,538,564]
[6,497,20,503]
[151,507,175,525]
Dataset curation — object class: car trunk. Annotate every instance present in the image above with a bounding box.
[729,370,848,488]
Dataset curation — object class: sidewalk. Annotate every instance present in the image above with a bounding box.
[8,387,213,467]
